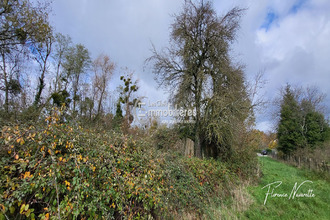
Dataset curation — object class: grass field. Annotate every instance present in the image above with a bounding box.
[240,157,330,220]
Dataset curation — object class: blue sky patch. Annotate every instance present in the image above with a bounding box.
[260,10,278,31]
[290,0,307,14]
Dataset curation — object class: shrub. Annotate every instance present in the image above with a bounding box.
[0,108,168,219]
[0,107,243,219]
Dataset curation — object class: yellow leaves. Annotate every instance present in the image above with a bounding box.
[65,180,71,190]
[45,116,52,122]
[65,141,74,149]
[110,202,116,208]
[59,157,63,162]
[0,203,5,212]
[23,171,33,179]
[51,142,57,149]
[20,204,27,213]
[27,132,36,140]
[127,181,134,188]
[268,139,278,149]
[66,201,73,211]
[16,137,25,145]
[45,213,50,220]
[8,150,11,154]
[90,164,96,172]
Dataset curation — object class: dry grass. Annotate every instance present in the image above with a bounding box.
[204,182,253,219]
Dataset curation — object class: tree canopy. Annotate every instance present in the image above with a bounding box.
[277,85,329,155]
[148,0,251,158]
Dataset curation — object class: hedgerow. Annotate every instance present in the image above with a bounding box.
[0,108,240,219]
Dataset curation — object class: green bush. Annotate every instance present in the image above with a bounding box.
[0,109,168,219]
[0,108,242,219]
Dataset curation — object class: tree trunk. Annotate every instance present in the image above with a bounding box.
[2,52,9,113]
[194,121,202,158]
[54,61,61,93]
[194,76,202,158]
[34,40,51,106]
[73,74,80,113]
[97,88,105,115]
[34,76,45,106]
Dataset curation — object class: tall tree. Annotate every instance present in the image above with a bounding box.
[277,85,329,155]
[277,85,305,155]
[148,0,247,158]
[63,44,91,113]
[52,33,72,93]
[118,73,139,133]
[0,48,24,113]
[0,0,51,50]
[0,0,51,113]
[92,54,115,116]
[31,28,53,106]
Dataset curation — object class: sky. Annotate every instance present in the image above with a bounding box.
[49,0,330,132]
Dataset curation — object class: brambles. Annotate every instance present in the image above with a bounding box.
[0,107,242,219]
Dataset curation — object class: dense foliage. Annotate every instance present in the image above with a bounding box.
[0,108,251,219]
[148,1,253,159]
[277,85,329,155]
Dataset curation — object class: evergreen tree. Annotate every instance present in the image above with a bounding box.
[277,85,330,155]
[277,85,305,155]
[305,111,329,148]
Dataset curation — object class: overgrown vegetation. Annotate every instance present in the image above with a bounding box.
[147,1,254,160]
[1,0,329,218]
[0,107,257,219]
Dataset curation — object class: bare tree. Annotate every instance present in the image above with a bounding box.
[0,0,51,113]
[32,29,53,106]
[52,33,72,93]
[92,54,115,116]
[0,48,24,113]
[62,44,91,113]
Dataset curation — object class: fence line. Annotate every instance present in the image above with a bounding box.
[276,155,330,173]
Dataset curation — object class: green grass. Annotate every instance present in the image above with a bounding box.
[241,157,330,220]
